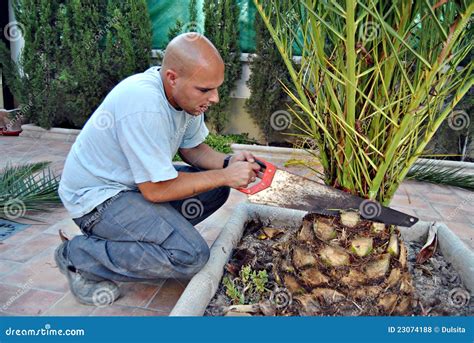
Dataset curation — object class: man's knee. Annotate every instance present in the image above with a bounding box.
[191,240,210,273]
[173,239,210,276]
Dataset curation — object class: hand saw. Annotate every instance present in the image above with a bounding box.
[238,159,418,227]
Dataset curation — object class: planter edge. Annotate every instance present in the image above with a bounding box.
[20,124,81,142]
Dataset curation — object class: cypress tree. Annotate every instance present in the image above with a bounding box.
[167,0,200,43]
[58,0,104,127]
[245,13,291,142]
[0,0,152,129]
[204,0,241,133]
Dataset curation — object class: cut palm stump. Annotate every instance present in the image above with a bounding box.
[207,210,422,316]
[274,212,413,315]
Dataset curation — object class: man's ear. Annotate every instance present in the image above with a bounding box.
[165,69,178,87]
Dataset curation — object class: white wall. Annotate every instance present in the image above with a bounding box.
[8,0,24,64]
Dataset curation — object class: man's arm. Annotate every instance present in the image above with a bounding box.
[138,160,260,203]
[178,143,226,170]
[179,143,258,170]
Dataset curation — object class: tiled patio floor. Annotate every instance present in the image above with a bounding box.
[0,136,472,316]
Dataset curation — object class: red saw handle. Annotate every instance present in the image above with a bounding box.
[237,158,276,195]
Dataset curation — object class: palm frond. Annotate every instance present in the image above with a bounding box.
[0,162,61,220]
[253,0,474,204]
[407,161,474,190]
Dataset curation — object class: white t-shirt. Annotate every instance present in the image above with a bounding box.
[58,66,209,218]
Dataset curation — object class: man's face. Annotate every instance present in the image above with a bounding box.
[170,63,225,116]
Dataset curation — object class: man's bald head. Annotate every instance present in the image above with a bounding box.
[159,33,225,115]
[162,33,224,77]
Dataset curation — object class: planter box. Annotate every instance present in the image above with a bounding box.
[20,124,81,142]
[170,203,474,316]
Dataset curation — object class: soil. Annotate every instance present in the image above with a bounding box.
[205,219,473,316]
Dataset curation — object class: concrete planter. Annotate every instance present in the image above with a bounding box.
[170,203,474,316]
[20,124,80,142]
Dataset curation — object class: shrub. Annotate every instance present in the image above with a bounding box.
[203,0,241,133]
[245,13,292,143]
[0,0,152,129]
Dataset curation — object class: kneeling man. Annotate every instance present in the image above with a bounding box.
[56,33,260,305]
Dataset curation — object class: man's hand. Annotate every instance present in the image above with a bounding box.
[229,151,256,165]
[223,160,261,188]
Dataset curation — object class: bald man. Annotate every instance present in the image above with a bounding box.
[55,33,260,306]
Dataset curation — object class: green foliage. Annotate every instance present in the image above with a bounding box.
[167,0,200,43]
[0,162,61,220]
[168,19,184,42]
[254,0,474,204]
[245,12,291,142]
[222,265,269,305]
[102,1,152,94]
[203,133,254,154]
[222,276,244,304]
[204,0,241,133]
[0,0,152,129]
[173,133,255,161]
[188,0,199,23]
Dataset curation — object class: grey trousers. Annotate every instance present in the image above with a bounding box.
[67,165,230,282]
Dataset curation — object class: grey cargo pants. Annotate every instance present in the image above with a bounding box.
[66,165,230,282]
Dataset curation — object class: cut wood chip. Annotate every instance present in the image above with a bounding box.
[371,222,386,234]
[299,268,329,287]
[318,244,350,267]
[340,211,360,228]
[313,218,337,241]
[262,227,285,239]
[293,246,317,269]
[350,237,373,257]
[283,274,303,293]
[416,223,438,264]
[311,288,345,304]
[365,254,390,279]
[387,234,399,257]
[298,220,315,242]
[341,269,367,286]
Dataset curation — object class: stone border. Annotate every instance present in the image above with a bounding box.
[170,202,474,316]
[20,124,80,142]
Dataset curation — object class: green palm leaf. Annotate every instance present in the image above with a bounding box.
[253,0,473,204]
[0,162,61,220]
